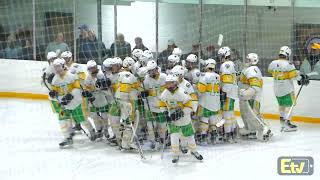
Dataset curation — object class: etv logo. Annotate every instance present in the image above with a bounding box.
[278,156,314,175]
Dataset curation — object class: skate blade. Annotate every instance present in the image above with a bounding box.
[59,144,73,149]
[283,128,297,132]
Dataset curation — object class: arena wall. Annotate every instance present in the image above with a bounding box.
[1,59,319,123]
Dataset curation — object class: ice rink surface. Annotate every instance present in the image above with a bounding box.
[0,99,319,180]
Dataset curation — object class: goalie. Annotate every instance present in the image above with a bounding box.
[239,53,272,141]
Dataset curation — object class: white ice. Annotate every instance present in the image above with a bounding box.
[0,99,319,180]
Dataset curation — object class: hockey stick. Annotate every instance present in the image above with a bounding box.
[139,78,157,141]
[129,109,147,160]
[285,84,303,121]
[161,101,172,160]
[217,34,224,47]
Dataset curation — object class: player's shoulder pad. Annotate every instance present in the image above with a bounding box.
[221,61,236,74]
[246,66,262,78]
[177,88,191,100]
[192,69,201,77]
[268,60,278,70]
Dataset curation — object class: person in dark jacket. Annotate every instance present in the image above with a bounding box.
[133,37,148,51]
[158,39,177,70]
[78,27,109,64]
[110,33,131,60]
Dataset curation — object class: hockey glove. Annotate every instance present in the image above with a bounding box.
[47,73,55,84]
[95,78,109,90]
[298,74,309,86]
[105,78,112,87]
[170,108,184,122]
[220,91,227,102]
[49,90,58,99]
[61,93,74,106]
[82,91,95,102]
[191,111,198,120]
[164,111,172,123]
[140,90,149,98]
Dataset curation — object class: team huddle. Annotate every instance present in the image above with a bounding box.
[41,45,309,163]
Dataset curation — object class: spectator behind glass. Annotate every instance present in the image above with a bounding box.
[158,39,177,70]
[16,28,33,60]
[45,32,69,56]
[78,28,109,64]
[77,24,89,63]
[231,48,244,73]
[188,43,203,58]
[110,33,131,60]
[0,25,7,56]
[4,33,23,59]
[133,37,148,51]
[205,44,217,60]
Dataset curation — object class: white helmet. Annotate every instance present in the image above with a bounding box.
[60,51,72,59]
[137,67,148,78]
[103,58,112,68]
[168,54,180,64]
[144,50,153,58]
[132,49,143,60]
[246,53,259,65]
[123,57,135,68]
[140,52,153,65]
[279,46,291,58]
[171,65,185,76]
[186,54,198,62]
[47,51,57,60]
[52,58,66,66]
[172,48,182,57]
[146,60,157,71]
[166,74,178,82]
[113,57,123,65]
[87,60,97,69]
[205,58,217,69]
[218,46,231,58]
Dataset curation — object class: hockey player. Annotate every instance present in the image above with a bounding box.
[132,49,143,74]
[171,65,198,151]
[142,60,167,149]
[239,53,272,140]
[61,50,87,131]
[239,53,263,115]
[42,52,58,86]
[166,54,180,74]
[218,46,238,143]
[184,54,201,85]
[82,60,112,140]
[122,57,146,142]
[61,51,86,85]
[115,59,140,150]
[160,74,203,163]
[49,58,96,147]
[106,57,123,146]
[42,52,61,133]
[197,59,224,145]
[132,49,144,61]
[172,47,183,58]
[268,46,306,132]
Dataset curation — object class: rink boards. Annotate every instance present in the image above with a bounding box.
[0,59,319,123]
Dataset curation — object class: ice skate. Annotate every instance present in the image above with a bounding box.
[191,151,203,161]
